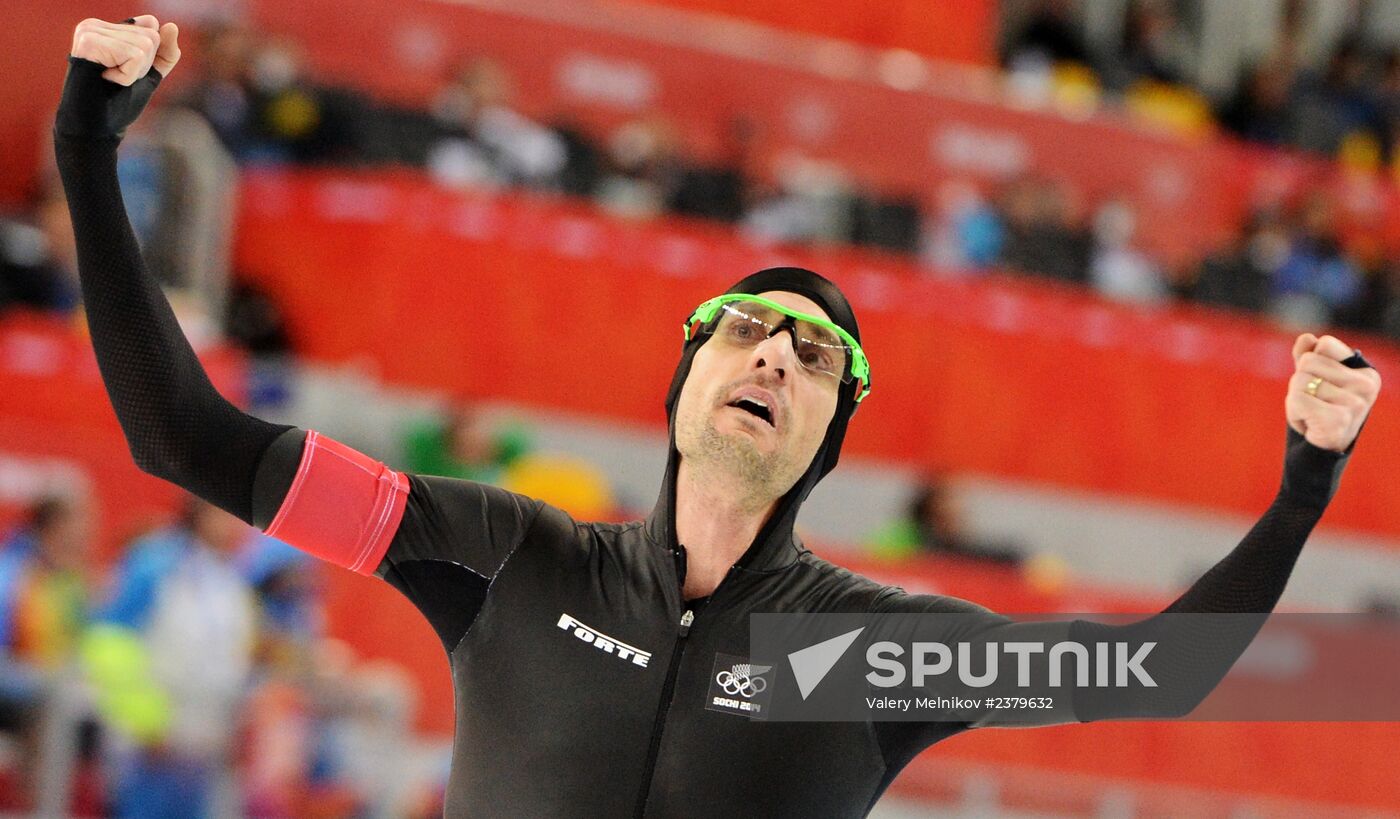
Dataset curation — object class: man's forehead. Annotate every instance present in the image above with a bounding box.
[752,290,832,323]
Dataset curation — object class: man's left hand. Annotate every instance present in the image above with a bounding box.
[1286,333,1381,453]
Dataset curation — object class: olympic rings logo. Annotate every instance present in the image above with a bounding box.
[715,668,768,698]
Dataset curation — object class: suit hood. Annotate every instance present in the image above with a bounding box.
[646,267,863,572]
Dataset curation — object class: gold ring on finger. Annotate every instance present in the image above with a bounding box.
[1306,376,1324,398]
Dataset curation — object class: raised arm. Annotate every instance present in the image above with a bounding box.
[54,16,298,525]
[53,18,543,651]
[1068,333,1381,720]
[872,336,1380,765]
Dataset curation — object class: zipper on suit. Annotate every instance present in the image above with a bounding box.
[635,606,694,817]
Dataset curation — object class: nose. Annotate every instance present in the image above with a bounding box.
[749,327,796,381]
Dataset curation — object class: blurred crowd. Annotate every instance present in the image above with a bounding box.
[996,0,1400,333]
[0,395,642,816]
[8,9,1400,350]
[1003,0,1400,162]
[0,492,440,817]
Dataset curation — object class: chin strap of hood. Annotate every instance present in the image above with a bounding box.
[649,267,863,572]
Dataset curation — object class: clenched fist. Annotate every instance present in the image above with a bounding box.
[1286,333,1381,453]
[70,15,180,86]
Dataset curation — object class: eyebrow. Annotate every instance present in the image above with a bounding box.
[800,324,842,346]
[732,302,845,346]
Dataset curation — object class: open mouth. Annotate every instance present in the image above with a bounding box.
[727,396,774,427]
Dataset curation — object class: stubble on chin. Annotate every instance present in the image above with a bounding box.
[679,406,792,500]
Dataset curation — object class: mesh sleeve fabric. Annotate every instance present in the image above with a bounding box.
[874,424,1360,752]
[54,57,292,524]
[1160,423,1351,616]
[1068,424,1355,721]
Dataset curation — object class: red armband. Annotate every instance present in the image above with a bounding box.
[265,431,409,575]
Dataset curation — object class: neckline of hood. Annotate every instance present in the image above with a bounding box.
[642,444,809,574]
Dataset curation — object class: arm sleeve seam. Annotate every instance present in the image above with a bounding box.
[489,499,548,583]
[352,468,408,574]
[445,501,547,658]
[265,430,319,538]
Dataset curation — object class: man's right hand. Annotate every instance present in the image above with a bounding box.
[70,15,180,86]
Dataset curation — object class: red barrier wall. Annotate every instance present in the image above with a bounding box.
[623,0,996,66]
[0,312,248,558]
[234,169,1400,543]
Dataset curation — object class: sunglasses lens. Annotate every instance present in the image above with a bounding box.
[707,302,853,383]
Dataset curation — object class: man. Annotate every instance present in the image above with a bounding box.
[54,16,1382,818]
[0,496,91,671]
[0,495,91,810]
[402,401,531,484]
[0,191,80,315]
[85,498,257,819]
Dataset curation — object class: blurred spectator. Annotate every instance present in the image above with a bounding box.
[85,498,258,819]
[1379,51,1400,166]
[1376,266,1400,342]
[500,454,618,522]
[1334,254,1400,338]
[0,495,91,669]
[180,27,357,165]
[0,192,80,315]
[117,108,239,332]
[922,180,1004,272]
[224,279,293,358]
[428,57,568,190]
[1000,178,1090,284]
[1000,0,1094,73]
[247,38,360,164]
[1088,198,1167,304]
[1271,193,1363,326]
[329,659,421,816]
[867,476,1025,566]
[1190,210,1284,314]
[1218,56,1299,146]
[0,495,92,808]
[743,155,853,246]
[849,190,923,254]
[239,537,321,660]
[1106,0,1195,91]
[178,24,258,159]
[1289,35,1382,157]
[549,118,607,198]
[596,115,685,219]
[403,403,532,484]
[666,117,755,224]
[237,537,370,817]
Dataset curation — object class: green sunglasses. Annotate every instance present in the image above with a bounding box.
[684,293,872,403]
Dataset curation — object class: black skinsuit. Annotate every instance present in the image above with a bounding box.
[367,423,1351,817]
[54,55,1368,817]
